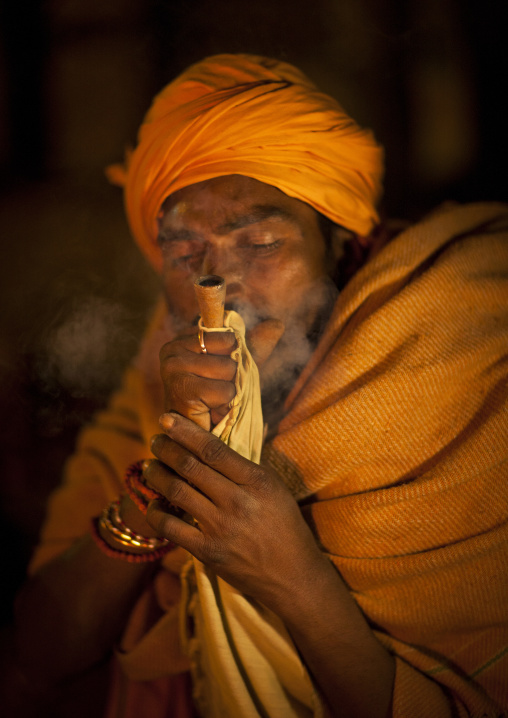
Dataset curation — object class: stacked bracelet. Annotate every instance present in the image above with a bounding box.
[101,498,169,549]
[91,496,174,563]
[90,517,173,563]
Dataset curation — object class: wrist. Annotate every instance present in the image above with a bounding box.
[260,547,341,623]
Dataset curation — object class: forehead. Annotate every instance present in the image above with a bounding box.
[159,175,317,230]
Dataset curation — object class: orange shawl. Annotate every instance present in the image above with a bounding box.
[30,202,508,717]
[265,201,508,716]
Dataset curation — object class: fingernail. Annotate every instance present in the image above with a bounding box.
[159,412,175,431]
[142,458,152,472]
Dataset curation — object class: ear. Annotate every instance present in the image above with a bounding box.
[340,226,384,256]
[328,224,356,264]
[328,225,378,287]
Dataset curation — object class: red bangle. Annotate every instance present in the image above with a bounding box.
[124,461,162,515]
[90,517,174,563]
[123,461,186,521]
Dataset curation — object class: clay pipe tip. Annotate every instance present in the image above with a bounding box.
[194,275,226,328]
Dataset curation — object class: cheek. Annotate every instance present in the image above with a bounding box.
[242,257,316,313]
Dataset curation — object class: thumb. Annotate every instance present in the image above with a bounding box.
[246,319,285,367]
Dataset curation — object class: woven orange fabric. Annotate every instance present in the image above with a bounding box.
[263,201,508,716]
[106,54,383,272]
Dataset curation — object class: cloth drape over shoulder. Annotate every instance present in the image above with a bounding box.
[264,201,508,717]
[30,202,508,717]
[106,53,384,272]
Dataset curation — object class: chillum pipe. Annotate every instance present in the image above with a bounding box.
[194,275,226,328]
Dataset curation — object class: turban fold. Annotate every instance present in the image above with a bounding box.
[107,54,384,272]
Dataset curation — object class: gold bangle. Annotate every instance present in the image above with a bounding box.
[99,499,170,551]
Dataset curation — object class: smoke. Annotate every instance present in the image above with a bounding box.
[257,319,315,423]
[226,277,338,427]
[42,296,139,398]
[31,275,336,434]
[32,296,142,433]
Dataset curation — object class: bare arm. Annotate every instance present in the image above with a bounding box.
[273,551,394,718]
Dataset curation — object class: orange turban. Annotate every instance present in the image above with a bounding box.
[108,54,384,272]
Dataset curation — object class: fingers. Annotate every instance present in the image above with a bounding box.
[145,498,203,554]
[166,373,236,410]
[162,318,283,368]
[161,351,237,382]
[159,319,283,434]
[160,331,237,362]
[149,435,234,505]
[246,319,284,367]
[143,458,218,525]
[160,333,238,430]
[163,373,236,432]
[157,412,265,486]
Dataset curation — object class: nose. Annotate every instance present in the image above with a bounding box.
[201,245,243,286]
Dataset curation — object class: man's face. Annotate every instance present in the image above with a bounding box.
[157,175,338,400]
[157,174,336,333]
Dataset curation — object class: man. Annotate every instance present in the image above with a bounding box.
[15,54,508,718]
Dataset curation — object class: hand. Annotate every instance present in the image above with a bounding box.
[159,319,284,430]
[159,331,237,430]
[145,415,396,718]
[144,412,328,611]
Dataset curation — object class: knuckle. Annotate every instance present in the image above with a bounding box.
[201,537,228,566]
[145,501,169,534]
[248,464,271,491]
[167,478,188,504]
[158,341,172,362]
[159,339,180,363]
[159,338,190,368]
[200,438,227,465]
[159,356,177,383]
[165,373,194,405]
[175,452,200,477]
[228,490,257,519]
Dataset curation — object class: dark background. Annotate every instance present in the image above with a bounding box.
[0,0,507,714]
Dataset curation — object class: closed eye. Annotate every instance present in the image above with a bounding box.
[243,239,283,253]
